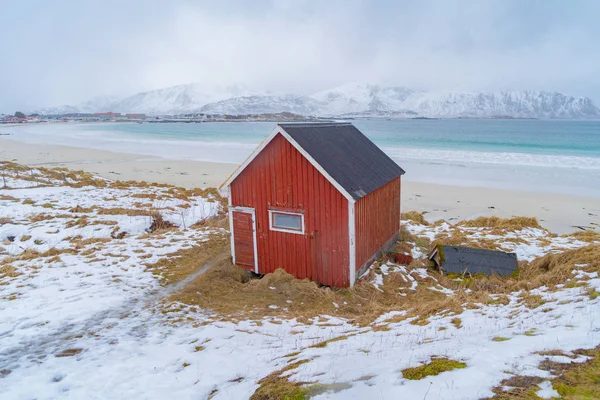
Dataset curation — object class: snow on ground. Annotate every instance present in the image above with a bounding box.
[1,163,600,399]
[293,279,600,399]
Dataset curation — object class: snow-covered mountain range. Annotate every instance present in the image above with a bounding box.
[37,82,600,119]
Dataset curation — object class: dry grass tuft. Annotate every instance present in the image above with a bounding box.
[69,205,95,213]
[460,216,542,230]
[450,317,462,328]
[309,334,353,348]
[402,211,429,225]
[521,294,545,309]
[0,217,13,225]
[0,194,19,202]
[55,348,84,358]
[430,229,501,251]
[190,214,229,230]
[1,248,77,265]
[401,357,466,380]
[65,217,89,228]
[250,360,310,400]
[96,207,153,217]
[488,346,600,399]
[0,264,21,279]
[29,214,55,223]
[147,212,176,233]
[567,230,600,243]
[486,374,545,399]
[522,245,600,288]
[550,345,600,398]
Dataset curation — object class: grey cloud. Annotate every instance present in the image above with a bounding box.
[1,0,599,112]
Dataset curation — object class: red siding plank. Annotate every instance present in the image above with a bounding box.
[354,177,401,272]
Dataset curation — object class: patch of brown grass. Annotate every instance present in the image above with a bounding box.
[522,245,600,288]
[171,251,464,325]
[28,214,55,223]
[250,360,310,400]
[535,350,573,358]
[0,194,19,202]
[391,228,416,254]
[403,211,429,225]
[91,220,118,226]
[96,207,153,217]
[164,187,226,208]
[55,348,84,357]
[567,230,600,243]
[147,212,176,233]
[190,214,229,230]
[0,217,12,225]
[0,264,21,279]
[70,237,112,250]
[69,205,95,213]
[486,346,600,399]
[550,345,600,398]
[460,216,542,230]
[309,334,353,348]
[65,217,90,228]
[430,229,501,251]
[450,317,462,328]
[521,294,545,309]
[401,357,467,380]
[486,374,544,399]
[171,262,336,319]
[0,248,77,265]
[146,232,229,284]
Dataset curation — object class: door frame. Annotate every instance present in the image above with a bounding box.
[229,206,258,273]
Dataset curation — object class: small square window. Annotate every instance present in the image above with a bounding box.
[269,210,304,234]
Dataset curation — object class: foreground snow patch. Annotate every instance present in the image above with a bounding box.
[2,166,600,399]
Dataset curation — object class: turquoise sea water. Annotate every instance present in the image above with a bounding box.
[83,119,600,158]
[8,120,600,196]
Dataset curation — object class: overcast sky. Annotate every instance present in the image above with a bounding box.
[2,0,600,112]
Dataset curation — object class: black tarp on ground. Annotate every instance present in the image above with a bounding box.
[429,245,518,276]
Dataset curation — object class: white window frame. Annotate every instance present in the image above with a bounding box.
[268,210,305,235]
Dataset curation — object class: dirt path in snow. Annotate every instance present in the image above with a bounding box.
[0,251,227,372]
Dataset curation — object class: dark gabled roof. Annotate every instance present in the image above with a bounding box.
[279,123,405,200]
[429,245,518,277]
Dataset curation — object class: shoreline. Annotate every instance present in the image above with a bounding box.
[1,137,599,234]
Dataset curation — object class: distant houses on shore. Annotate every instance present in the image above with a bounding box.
[1,111,321,124]
[0,112,148,123]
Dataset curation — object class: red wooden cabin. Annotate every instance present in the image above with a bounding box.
[220,123,405,287]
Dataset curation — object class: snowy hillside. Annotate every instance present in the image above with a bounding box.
[312,82,420,115]
[36,95,121,115]
[1,162,600,398]
[314,82,600,118]
[199,94,322,115]
[112,84,256,115]
[36,82,600,118]
[38,84,256,115]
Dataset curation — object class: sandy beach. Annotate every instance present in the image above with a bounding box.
[1,137,599,234]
